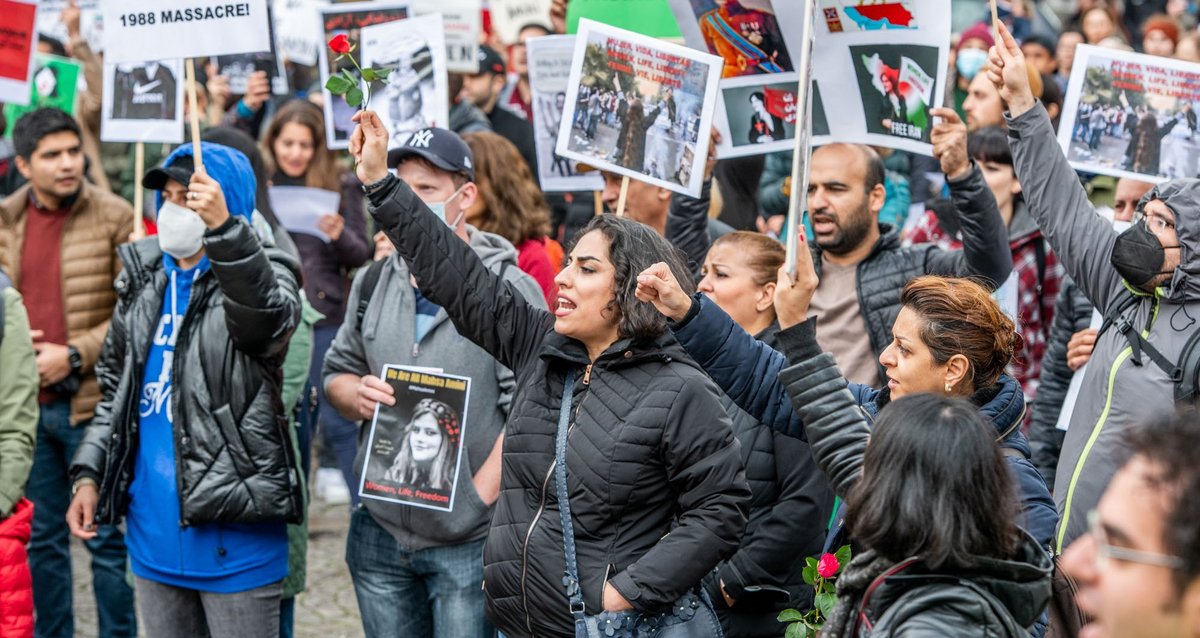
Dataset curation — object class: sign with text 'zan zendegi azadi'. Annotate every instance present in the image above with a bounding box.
[102,0,271,64]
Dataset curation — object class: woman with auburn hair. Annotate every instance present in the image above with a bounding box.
[261,99,372,505]
[462,131,560,306]
[695,231,835,637]
[637,253,1058,556]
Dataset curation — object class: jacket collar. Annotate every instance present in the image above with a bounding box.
[2,181,91,225]
[538,330,683,370]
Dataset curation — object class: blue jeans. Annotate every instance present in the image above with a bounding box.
[29,400,137,638]
[345,507,494,638]
[310,324,360,505]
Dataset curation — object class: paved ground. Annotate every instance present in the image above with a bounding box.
[70,500,363,638]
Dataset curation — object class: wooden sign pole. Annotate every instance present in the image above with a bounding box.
[131,142,146,240]
[615,175,630,217]
[184,58,204,169]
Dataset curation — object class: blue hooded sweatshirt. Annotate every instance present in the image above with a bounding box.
[127,142,287,593]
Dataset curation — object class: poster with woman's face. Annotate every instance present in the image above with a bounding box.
[359,366,471,512]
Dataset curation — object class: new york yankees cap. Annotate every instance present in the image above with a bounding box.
[387,127,475,181]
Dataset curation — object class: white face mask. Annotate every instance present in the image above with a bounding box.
[426,185,467,229]
[157,199,207,260]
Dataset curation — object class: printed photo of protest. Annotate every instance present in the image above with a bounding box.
[850,43,938,144]
[527,35,604,192]
[360,14,449,150]
[556,20,722,197]
[673,0,793,79]
[359,367,471,513]
[1059,45,1200,182]
[317,1,410,148]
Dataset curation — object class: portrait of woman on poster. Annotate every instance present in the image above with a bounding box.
[383,398,460,491]
[748,91,785,143]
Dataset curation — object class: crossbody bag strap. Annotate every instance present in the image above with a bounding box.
[555,373,586,622]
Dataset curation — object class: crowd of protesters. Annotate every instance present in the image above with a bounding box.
[0,0,1199,637]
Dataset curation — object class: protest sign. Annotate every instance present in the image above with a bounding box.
[36,0,104,53]
[807,0,950,155]
[272,0,327,66]
[556,20,722,198]
[214,3,288,95]
[4,54,81,137]
[101,0,271,64]
[101,59,185,143]
[671,0,802,158]
[268,186,341,241]
[527,35,604,192]
[411,0,481,74]
[360,14,450,149]
[1058,44,1200,183]
[490,0,553,43]
[0,0,38,106]
[317,1,411,149]
[565,0,682,38]
[359,366,471,513]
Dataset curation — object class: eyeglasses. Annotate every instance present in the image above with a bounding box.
[1087,510,1184,570]
[1133,209,1176,234]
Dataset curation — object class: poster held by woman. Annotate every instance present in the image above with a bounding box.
[359,365,471,512]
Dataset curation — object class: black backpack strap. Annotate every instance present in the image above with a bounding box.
[1098,289,1183,382]
[355,259,388,331]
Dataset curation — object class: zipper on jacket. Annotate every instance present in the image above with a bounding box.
[170,270,210,527]
[520,367,593,636]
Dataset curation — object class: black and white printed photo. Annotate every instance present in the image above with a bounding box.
[360,14,450,150]
[359,367,471,512]
[100,59,184,143]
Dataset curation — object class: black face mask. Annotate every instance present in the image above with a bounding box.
[1110,220,1175,288]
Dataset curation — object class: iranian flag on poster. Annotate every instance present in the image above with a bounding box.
[764,86,797,124]
[898,55,933,128]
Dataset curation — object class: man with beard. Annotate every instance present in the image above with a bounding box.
[801,142,1011,385]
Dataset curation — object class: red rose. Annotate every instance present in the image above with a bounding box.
[328,34,351,54]
[817,553,840,579]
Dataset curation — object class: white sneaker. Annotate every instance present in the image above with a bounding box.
[315,468,351,504]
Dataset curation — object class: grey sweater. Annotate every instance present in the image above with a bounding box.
[323,227,547,550]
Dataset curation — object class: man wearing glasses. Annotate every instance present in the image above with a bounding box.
[1060,412,1200,638]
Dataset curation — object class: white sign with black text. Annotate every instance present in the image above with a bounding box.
[101,0,272,64]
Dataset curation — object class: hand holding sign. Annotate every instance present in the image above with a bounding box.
[930,107,969,180]
[774,229,818,331]
[186,168,231,229]
[987,21,1036,118]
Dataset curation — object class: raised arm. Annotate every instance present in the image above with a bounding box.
[351,111,553,374]
[989,21,1123,310]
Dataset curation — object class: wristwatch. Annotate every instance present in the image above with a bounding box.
[67,346,83,373]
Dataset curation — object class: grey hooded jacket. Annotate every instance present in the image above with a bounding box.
[322,227,546,551]
[1008,102,1200,552]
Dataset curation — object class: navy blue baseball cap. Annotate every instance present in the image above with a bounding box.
[387,127,475,181]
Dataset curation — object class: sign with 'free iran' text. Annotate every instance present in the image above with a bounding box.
[102,0,271,64]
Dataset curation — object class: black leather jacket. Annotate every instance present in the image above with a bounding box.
[70,219,304,526]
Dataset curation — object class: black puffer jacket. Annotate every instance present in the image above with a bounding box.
[1029,277,1094,488]
[70,219,304,526]
[777,320,1053,637]
[366,174,751,638]
[702,326,835,636]
[816,165,1012,381]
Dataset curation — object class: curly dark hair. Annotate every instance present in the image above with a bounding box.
[570,215,694,342]
[1125,410,1200,595]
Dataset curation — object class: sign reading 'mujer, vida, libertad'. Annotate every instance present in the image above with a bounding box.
[102,0,271,64]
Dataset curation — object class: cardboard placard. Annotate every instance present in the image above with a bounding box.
[670,0,802,158]
[101,0,272,64]
[526,35,604,192]
[359,366,472,512]
[35,0,104,53]
[360,13,450,148]
[3,54,81,137]
[317,1,411,149]
[555,19,723,198]
[0,0,38,106]
[565,0,682,38]
[271,0,327,66]
[1058,44,1200,183]
[490,0,553,44]
[411,0,481,74]
[809,0,951,155]
[100,59,185,143]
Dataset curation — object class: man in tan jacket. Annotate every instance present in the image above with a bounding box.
[0,108,136,638]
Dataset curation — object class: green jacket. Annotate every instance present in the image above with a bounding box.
[281,294,323,599]
[0,286,38,515]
